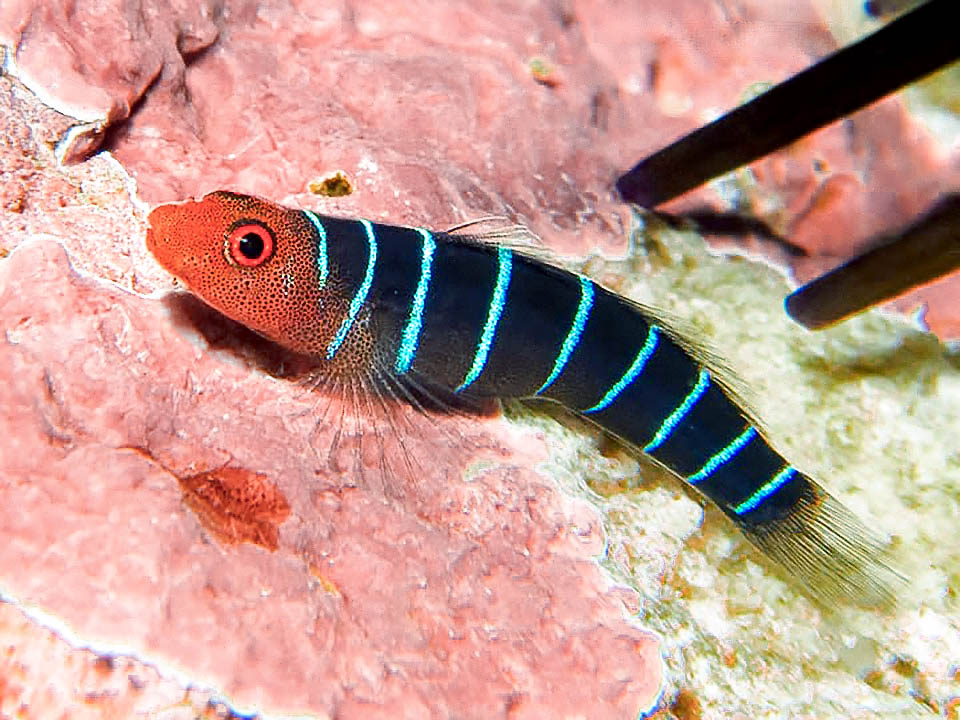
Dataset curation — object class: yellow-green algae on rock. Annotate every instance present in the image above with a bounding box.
[510,215,960,718]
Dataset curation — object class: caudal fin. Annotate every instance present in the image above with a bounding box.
[735,473,905,609]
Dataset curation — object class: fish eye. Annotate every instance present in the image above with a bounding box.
[226,222,275,267]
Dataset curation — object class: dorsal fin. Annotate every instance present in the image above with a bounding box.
[445,216,560,264]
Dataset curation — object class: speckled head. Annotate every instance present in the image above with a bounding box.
[146,191,330,355]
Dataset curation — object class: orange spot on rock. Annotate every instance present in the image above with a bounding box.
[179,467,291,551]
[528,56,561,88]
[670,688,703,720]
[92,655,115,675]
[308,564,342,597]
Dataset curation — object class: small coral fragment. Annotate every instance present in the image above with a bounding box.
[308,171,353,197]
[669,689,703,720]
[528,57,561,87]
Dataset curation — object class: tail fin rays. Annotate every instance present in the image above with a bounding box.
[738,474,905,608]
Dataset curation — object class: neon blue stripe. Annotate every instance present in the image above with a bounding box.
[535,276,594,395]
[326,219,378,360]
[395,229,436,374]
[733,465,798,515]
[687,426,758,485]
[303,210,329,288]
[456,247,512,392]
[584,325,660,413]
[643,369,711,452]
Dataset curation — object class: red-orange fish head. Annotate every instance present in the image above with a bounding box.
[147,191,325,352]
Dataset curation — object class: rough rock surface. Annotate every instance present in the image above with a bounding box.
[0,601,233,719]
[1,0,959,718]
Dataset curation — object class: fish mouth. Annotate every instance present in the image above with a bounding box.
[146,198,200,238]
[145,199,202,276]
[145,206,175,269]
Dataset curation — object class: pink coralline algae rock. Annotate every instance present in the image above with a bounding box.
[0,232,661,715]
[0,0,957,714]
[0,0,220,162]
[0,602,235,719]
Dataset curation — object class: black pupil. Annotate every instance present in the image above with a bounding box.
[238,232,264,259]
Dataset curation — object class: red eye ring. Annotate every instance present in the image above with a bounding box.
[225,222,275,267]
